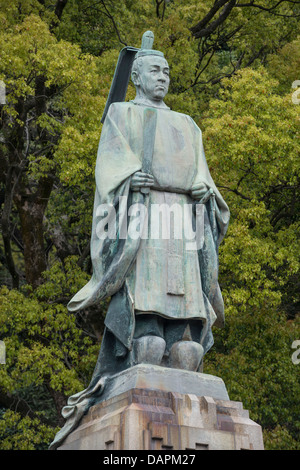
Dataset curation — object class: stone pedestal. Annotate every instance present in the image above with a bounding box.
[57,365,264,451]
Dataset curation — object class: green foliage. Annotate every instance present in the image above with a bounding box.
[0,12,108,186]
[267,36,300,94]
[201,67,300,449]
[202,68,299,311]
[0,257,97,392]
[0,409,57,450]
[263,424,300,451]
[0,258,99,448]
[205,305,300,449]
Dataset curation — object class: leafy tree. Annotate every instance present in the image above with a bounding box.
[0,7,111,447]
[200,67,299,448]
[267,36,300,94]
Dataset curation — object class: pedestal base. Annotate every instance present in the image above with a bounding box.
[57,365,264,450]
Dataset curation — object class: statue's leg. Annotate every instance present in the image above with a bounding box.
[165,320,204,371]
[132,313,166,366]
[169,341,204,371]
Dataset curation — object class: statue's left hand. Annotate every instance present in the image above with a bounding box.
[130,171,155,191]
[191,182,208,200]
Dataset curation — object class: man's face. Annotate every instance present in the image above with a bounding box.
[136,55,170,101]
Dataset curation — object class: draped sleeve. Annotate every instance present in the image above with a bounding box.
[191,117,230,244]
[67,103,143,312]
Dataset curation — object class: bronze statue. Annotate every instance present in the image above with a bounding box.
[50,31,229,450]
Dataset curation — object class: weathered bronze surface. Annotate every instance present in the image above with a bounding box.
[50,31,230,450]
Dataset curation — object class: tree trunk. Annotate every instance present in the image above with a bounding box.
[14,177,54,289]
[15,198,46,288]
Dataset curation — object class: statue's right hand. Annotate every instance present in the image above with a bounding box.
[130,171,154,191]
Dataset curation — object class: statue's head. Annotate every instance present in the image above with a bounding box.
[101,31,169,122]
[131,31,169,104]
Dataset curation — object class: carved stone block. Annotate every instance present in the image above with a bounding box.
[57,365,264,450]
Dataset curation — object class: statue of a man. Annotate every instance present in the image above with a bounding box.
[50,32,229,449]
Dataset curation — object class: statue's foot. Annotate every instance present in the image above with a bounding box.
[169,341,204,371]
[133,335,166,366]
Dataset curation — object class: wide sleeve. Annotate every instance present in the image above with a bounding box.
[191,118,230,244]
[68,103,144,312]
[95,103,142,203]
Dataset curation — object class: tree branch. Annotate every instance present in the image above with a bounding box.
[217,185,252,200]
[235,0,300,17]
[54,0,68,21]
[191,0,231,34]
[99,0,127,46]
[0,388,53,426]
[237,0,285,10]
[1,165,22,288]
[191,0,237,38]
[49,0,69,30]
[156,0,167,20]
[191,0,300,40]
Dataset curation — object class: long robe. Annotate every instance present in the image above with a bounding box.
[49,101,230,449]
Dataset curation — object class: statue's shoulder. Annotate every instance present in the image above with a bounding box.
[172,109,193,120]
[169,109,202,132]
[107,101,143,122]
[108,101,133,114]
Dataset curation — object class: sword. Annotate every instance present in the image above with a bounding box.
[194,188,217,250]
[140,107,157,195]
